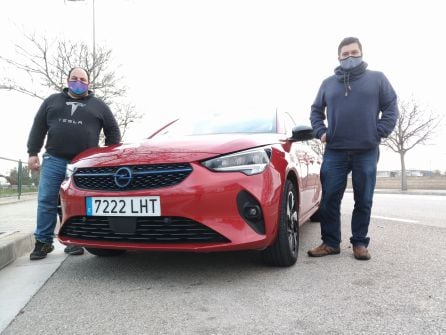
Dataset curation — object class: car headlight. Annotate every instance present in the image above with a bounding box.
[202,148,271,175]
[65,164,77,180]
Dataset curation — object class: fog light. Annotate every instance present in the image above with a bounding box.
[237,191,265,235]
[244,205,261,220]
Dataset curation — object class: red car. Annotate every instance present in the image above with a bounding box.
[59,111,321,266]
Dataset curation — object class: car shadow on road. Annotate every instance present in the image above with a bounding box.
[59,222,323,286]
[60,240,325,289]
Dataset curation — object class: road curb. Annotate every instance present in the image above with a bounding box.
[0,232,35,270]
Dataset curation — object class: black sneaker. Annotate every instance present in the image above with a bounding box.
[30,240,54,260]
[64,245,84,255]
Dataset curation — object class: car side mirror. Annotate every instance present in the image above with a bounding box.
[290,125,314,142]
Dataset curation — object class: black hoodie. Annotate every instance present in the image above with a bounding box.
[27,88,121,160]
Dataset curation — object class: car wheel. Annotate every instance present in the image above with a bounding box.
[85,248,126,257]
[262,179,299,267]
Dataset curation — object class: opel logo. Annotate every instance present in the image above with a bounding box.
[114,167,132,188]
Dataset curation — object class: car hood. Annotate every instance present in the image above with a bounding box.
[72,133,284,167]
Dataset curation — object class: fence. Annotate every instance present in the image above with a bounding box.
[0,156,38,199]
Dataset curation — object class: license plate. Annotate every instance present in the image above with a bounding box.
[86,196,161,216]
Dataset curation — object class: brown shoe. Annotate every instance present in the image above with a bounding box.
[353,245,371,260]
[307,243,340,257]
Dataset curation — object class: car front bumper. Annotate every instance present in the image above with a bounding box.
[58,163,284,252]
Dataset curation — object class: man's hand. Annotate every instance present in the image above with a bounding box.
[28,156,40,171]
[320,133,327,143]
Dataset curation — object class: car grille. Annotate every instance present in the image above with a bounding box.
[59,216,230,243]
[73,163,193,191]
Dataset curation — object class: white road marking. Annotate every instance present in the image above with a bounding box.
[372,215,419,223]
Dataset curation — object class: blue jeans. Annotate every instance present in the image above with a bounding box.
[319,147,379,248]
[35,153,68,244]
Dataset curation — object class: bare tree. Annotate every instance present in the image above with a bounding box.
[114,103,142,139]
[309,139,325,159]
[0,31,141,139]
[382,98,441,190]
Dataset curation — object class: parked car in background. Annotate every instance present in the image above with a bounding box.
[0,176,11,187]
[59,111,321,266]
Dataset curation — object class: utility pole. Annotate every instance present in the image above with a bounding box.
[65,0,96,93]
[92,0,96,93]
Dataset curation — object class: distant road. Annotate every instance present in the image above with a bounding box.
[342,192,446,228]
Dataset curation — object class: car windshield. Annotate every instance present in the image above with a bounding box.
[154,113,276,137]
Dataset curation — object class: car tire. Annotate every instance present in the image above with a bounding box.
[85,248,126,257]
[262,179,299,267]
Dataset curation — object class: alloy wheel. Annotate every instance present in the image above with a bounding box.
[286,190,298,255]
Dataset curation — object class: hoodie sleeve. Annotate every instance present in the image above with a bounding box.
[377,73,398,138]
[101,104,122,145]
[310,82,328,139]
[27,99,49,157]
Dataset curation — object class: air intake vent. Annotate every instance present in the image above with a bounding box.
[59,216,230,244]
[73,163,193,191]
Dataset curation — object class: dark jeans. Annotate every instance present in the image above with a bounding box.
[319,147,379,248]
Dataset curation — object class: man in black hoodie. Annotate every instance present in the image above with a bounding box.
[27,67,121,260]
[308,37,398,260]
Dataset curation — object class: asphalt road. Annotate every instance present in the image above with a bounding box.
[3,193,446,334]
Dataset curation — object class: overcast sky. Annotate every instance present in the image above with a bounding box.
[1,0,445,174]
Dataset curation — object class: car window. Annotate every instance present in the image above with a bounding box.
[283,112,296,137]
[155,113,276,137]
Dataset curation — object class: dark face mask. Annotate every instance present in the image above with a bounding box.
[68,80,89,95]
[340,56,363,70]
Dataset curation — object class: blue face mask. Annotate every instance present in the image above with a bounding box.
[340,56,363,70]
[68,80,89,95]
